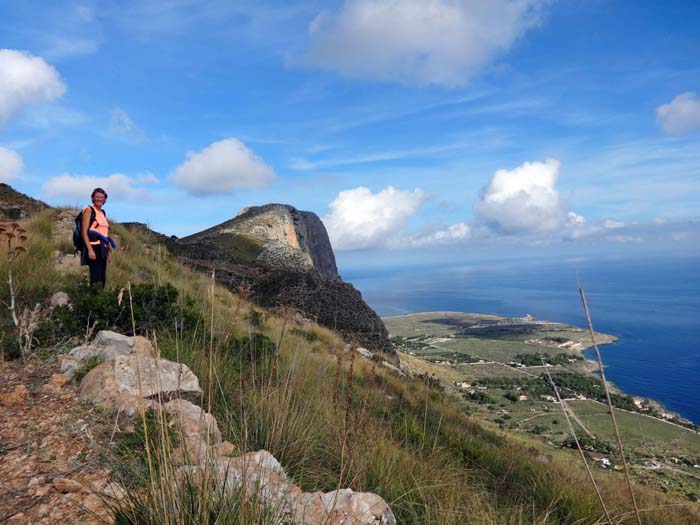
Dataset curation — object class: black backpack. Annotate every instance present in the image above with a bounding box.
[73,206,97,252]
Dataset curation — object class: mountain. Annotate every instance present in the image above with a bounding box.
[125,204,392,353]
[0,184,51,220]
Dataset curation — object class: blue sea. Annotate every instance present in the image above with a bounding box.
[342,256,700,424]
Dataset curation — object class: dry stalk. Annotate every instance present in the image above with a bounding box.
[580,287,642,525]
[541,356,612,524]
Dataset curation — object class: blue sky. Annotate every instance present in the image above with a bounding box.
[0,0,698,268]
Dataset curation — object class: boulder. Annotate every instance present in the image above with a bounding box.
[79,355,202,415]
[49,291,70,308]
[163,399,221,464]
[355,347,373,360]
[298,488,396,525]
[61,331,154,380]
[178,450,396,525]
[0,384,28,406]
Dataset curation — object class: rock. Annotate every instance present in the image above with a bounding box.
[1,384,28,406]
[28,475,47,487]
[355,347,373,360]
[45,373,67,391]
[53,477,83,493]
[299,488,396,525]
[100,482,127,501]
[61,331,154,380]
[93,330,135,355]
[132,336,155,357]
[381,361,405,377]
[178,450,395,525]
[79,354,202,415]
[217,440,237,457]
[49,291,71,308]
[163,399,221,464]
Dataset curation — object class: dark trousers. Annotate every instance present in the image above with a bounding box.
[86,246,108,287]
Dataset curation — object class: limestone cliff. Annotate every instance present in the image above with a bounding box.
[182,204,339,279]
[127,204,393,353]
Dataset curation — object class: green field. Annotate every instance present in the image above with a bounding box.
[385,311,700,499]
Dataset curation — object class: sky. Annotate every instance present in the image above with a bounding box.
[0,0,699,269]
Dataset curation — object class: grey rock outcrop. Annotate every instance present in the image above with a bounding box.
[60,331,155,380]
[125,205,394,353]
[181,204,339,279]
[72,330,396,524]
[79,354,202,415]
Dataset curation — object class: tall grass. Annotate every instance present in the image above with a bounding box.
[7,210,700,524]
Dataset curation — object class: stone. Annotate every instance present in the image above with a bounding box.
[45,373,67,391]
[1,384,28,406]
[100,482,127,501]
[61,331,155,380]
[79,354,202,415]
[177,450,396,525]
[217,440,237,457]
[49,291,71,308]
[92,330,134,355]
[53,477,83,493]
[163,399,221,464]
[381,361,405,377]
[355,347,373,360]
[132,336,155,357]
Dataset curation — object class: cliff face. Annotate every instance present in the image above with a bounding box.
[0,184,51,220]
[182,204,339,279]
[130,204,392,353]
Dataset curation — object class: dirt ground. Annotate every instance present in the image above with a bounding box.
[0,354,116,524]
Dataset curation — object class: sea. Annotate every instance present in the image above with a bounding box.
[342,255,700,424]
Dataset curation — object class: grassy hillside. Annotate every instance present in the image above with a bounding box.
[1,210,699,524]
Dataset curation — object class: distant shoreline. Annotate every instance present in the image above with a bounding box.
[384,310,695,427]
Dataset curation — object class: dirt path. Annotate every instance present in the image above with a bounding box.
[0,356,114,524]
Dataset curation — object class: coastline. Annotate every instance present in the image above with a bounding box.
[384,310,696,428]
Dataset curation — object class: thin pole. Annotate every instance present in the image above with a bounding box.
[580,288,642,525]
[541,357,612,524]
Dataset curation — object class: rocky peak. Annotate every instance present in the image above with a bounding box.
[183,203,339,279]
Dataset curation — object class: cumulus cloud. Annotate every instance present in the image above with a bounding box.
[657,91,700,136]
[323,186,427,250]
[304,0,546,86]
[0,147,23,183]
[474,158,584,235]
[0,49,66,126]
[42,172,159,201]
[170,138,275,196]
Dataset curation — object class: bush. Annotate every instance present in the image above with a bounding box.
[35,282,199,346]
[0,332,20,360]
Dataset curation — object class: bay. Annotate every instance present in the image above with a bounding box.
[342,255,700,423]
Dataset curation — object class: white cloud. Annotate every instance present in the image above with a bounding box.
[408,222,470,247]
[657,91,700,136]
[323,186,427,250]
[475,158,583,235]
[0,49,66,126]
[42,172,159,202]
[170,138,275,196]
[0,147,23,183]
[606,235,642,244]
[305,0,546,86]
[603,219,625,229]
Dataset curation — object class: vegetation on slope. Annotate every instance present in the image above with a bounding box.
[1,209,698,524]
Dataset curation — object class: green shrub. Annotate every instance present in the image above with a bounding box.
[228,332,277,363]
[35,282,199,346]
[0,332,20,360]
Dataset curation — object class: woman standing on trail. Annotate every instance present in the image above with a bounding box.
[81,187,112,287]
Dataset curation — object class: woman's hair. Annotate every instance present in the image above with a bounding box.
[91,187,108,199]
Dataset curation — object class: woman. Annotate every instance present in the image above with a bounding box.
[81,187,112,287]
